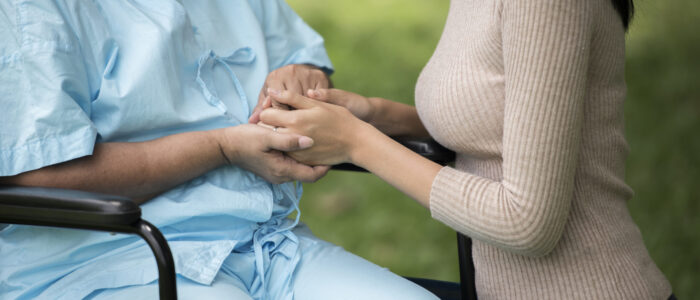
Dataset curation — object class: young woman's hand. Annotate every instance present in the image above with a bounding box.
[306,88,377,123]
[259,90,375,166]
[249,64,330,124]
[214,124,330,184]
[305,88,430,138]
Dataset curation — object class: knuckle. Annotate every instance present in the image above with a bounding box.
[271,167,285,179]
[285,139,297,150]
[310,69,324,77]
[288,115,300,126]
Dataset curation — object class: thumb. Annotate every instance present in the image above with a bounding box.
[266,132,314,152]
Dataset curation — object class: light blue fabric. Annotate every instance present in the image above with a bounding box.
[0,0,337,299]
[86,225,440,300]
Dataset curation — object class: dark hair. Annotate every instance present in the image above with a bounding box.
[611,0,634,30]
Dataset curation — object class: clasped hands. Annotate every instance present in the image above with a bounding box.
[234,64,375,185]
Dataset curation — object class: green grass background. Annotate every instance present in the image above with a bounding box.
[286,1,700,298]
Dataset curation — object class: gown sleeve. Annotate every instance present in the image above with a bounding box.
[0,2,97,176]
[428,0,594,256]
[251,0,334,74]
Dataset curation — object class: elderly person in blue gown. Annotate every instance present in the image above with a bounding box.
[0,1,438,299]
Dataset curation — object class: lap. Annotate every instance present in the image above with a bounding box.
[88,225,438,300]
[86,272,252,300]
[290,225,438,300]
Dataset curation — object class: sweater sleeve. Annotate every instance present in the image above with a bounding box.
[429,0,594,256]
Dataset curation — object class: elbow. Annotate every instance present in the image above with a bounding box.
[440,185,573,257]
[509,209,569,257]
[484,192,571,257]
[513,230,562,257]
[459,212,567,258]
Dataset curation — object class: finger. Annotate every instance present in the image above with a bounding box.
[276,80,302,110]
[308,88,348,102]
[267,89,315,110]
[250,98,275,123]
[259,108,307,129]
[258,86,267,106]
[266,79,291,110]
[306,89,351,108]
[249,89,268,124]
[284,78,303,96]
[257,121,275,130]
[304,165,331,182]
[313,73,330,91]
[315,165,331,173]
[271,126,293,135]
[306,89,332,103]
[266,95,293,112]
[265,130,314,152]
[282,158,330,182]
[271,100,291,111]
[263,96,275,110]
[302,77,313,97]
[312,165,331,180]
[248,110,261,124]
[260,151,292,184]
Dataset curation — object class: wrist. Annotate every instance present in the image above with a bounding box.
[365,97,383,125]
[347,121,384,166]
[210,127,240,166]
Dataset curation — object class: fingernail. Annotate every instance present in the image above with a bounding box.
[298,136,314,149]
[267,88,281,96]
[307,89,316,97]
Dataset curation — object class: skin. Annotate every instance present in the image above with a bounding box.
[259,89,441,208]
[249,64,331,124]
[0,65,330,205]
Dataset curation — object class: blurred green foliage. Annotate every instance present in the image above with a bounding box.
[287,0,700,298]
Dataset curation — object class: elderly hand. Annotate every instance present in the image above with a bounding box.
[214,124,330,184]
[248,64,330,124]
[306,88,376,123]
[259,90,375,166]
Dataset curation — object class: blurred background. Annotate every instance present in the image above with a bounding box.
[287,0,699,298]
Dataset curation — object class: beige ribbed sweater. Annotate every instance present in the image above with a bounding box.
[415,0,671,298]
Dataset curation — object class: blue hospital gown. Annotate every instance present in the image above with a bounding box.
[0,1,439,299]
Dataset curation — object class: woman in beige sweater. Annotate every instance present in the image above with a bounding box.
[255,0,673,298]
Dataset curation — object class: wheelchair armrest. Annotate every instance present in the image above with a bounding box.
[0,186,178,299]
[333,136,456,171]
[0,186,140,231]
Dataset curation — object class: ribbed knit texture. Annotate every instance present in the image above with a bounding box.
[415,0,671,298]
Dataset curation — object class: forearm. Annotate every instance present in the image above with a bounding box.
[0,130,225,204]
[351,124,440,207]
[368,97,430,138]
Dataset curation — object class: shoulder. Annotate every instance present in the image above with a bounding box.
[0,2,21,62]
[499,0,602,41]
[500,0,598,22]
